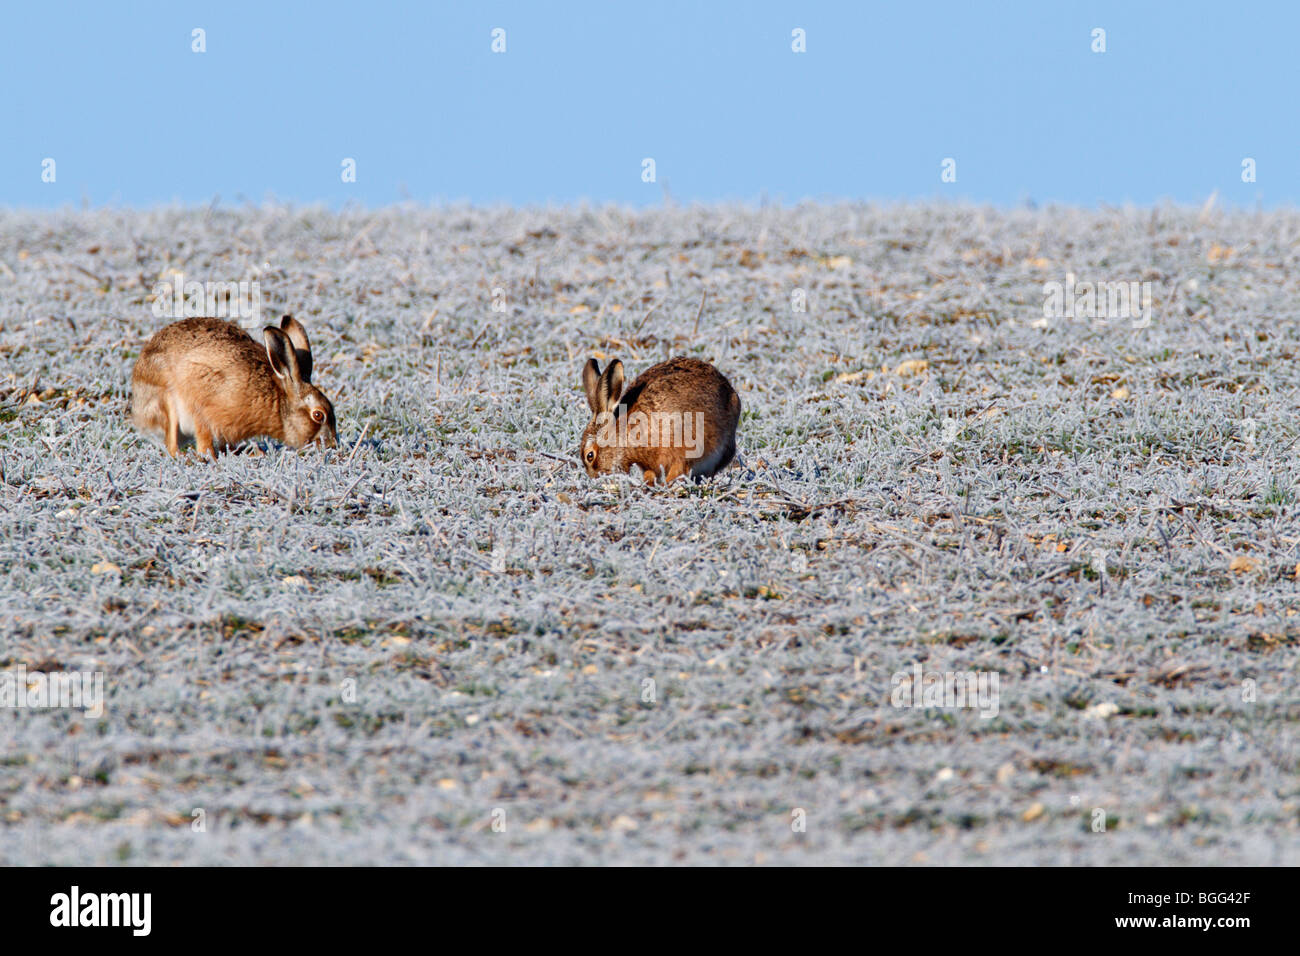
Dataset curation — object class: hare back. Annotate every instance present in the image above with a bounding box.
[622,357,737,420]
[134,319,278,399]
[134,318,266,378]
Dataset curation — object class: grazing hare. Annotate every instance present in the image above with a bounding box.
[131,315,337,458]
[580,355,740,485]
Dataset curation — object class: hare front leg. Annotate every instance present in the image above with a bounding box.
[193,423,217,460]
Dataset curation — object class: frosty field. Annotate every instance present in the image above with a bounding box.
[0,203,1296,865]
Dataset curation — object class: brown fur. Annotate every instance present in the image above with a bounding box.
[579,355,740,485]
[130,315,337,459]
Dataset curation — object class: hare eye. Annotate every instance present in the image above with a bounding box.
[311,408,325,424]
[585,449,595,462]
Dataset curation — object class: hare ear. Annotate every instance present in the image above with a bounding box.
[582,359,602,413]
[600,359,625,411]
[264,327,302,389]
[279,315,313,383]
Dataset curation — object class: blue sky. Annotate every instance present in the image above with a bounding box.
[1,1,1292,208]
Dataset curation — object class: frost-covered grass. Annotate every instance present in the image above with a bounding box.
[0,203,1296,864]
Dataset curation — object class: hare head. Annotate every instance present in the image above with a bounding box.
[265,315,337,450]
[580,358,626,477]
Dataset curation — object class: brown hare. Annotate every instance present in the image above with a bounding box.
[131,315,337,459]
[580,355,740,485]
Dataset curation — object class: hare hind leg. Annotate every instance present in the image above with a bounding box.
[688,432,736,480]
[132,385,182,457]
[644,458,687,486]
[165,410,183,457]
[158,392,200,459]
